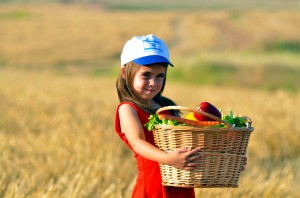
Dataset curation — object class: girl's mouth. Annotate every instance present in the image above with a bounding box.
[145,88,156,92]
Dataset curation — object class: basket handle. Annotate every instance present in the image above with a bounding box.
[156,106,232,128]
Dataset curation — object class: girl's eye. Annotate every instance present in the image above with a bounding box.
[157,74,165,78]
[142,73,150,78]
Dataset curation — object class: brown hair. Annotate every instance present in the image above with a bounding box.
[116,61,178,115]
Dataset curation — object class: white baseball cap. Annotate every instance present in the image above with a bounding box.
[121,34,173,67]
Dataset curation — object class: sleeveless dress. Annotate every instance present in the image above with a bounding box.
[115,102,195,198]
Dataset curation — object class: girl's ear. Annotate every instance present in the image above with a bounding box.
[121,66,126,79]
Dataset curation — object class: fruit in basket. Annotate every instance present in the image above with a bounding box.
[194,102,222,121]
[145,113,220,131]
[158,114,219,127]
[185,112,198,121]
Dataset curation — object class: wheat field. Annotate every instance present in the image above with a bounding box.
[1,69,299,197]
[1,3,300,198]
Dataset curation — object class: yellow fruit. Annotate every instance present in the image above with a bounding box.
[185,112,198,121]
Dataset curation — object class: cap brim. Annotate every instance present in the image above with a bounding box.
[133,55,173,67]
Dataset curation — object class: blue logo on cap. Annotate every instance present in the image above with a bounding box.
[143,40,162,52]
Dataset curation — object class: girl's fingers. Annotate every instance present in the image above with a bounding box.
[183,161,197,170]
[176,147,192,153]
[189,154,202,161]
[243,156,247,165]
[188,148,203,158]
[240,166,245,172]
[185,149,203,169]
[186,147,200,154]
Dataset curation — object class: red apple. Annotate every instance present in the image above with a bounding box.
[194,102,222,121]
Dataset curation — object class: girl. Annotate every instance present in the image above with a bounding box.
[115,34,202,198]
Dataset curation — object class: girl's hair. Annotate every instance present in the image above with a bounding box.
[116,61,179,115]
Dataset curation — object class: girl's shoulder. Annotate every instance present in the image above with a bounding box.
[118,101,136,108]
[117,101,150,124]
[117,101,140,114]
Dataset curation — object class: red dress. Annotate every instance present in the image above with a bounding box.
[115,102,195,198]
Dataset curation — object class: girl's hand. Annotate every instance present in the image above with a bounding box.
[240,156,247,172]
[166,147,203,170]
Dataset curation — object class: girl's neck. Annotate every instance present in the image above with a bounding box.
[149,100,161,109]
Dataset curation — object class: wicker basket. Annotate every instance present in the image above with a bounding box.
[152,106,254,188]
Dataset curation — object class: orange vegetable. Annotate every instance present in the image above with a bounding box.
[157,114,220,127]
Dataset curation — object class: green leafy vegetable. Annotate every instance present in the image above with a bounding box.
[144,114,162,131]
[144,114,181,131]
[219,111,249,128]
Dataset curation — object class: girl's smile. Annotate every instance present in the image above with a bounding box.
[132,64,166,101]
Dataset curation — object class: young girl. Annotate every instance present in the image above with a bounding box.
[115,34,202,198]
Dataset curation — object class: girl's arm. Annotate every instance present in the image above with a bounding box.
[118,103,202,170]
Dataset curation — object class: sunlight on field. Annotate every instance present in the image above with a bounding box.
[1,3,300,197]
[0,69,299,197]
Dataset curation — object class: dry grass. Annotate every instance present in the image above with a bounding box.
[0,4,300,198]
[0,69,299,197]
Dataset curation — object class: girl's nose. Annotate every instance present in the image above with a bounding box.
[149,78,157,86]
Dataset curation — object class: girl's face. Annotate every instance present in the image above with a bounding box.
[132,64,166,101]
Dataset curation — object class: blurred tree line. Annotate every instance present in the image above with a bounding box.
[1,0,299,10]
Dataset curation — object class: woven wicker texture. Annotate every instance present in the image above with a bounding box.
[153,106,254,188]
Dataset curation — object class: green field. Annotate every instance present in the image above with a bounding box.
[0,3,300,198]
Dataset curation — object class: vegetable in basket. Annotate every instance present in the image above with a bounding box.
[145,104,252,131]
[144,114,181,131]
[185,102,251,128]
[194,101,222,121]
[145,113,222,131]
[221,110,251,128]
